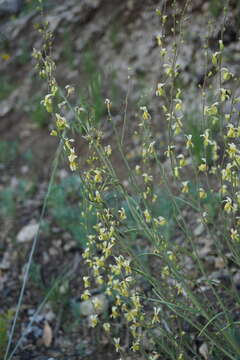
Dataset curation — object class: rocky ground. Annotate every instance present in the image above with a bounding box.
[1,0,240,359]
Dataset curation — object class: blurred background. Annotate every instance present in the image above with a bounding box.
[0,0,240,359]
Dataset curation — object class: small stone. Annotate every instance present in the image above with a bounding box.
[210,269,230,282]
[49,247,58,257]
[199,342,209,360]
[58,169,68,179]
[42,303,55,322]
[63,240,75,251]
[214,257,225,269]
[0,252,11,269]
[42,321,53,347]
[10,177,19,189]
[16,223,39,243]
[20,165,29,174]
[79,294,108,316]
[193,223,205,236]
[43,252,50,264]
[233,272,240,289]
[0,0,23,15]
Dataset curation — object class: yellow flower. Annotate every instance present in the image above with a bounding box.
[118,208,126,221]
[156,34,162,47]
[96,275,103,285]
[212,52,220,66]
[186,135,193,149]
[175,99,182,111]
[165,145,175,157]
[142,173,153,183]
[50,130,57,136]
[65,85,75,97]
[230,229,239,241]
[152,307,161,324]
[204,102,218,116]
[113,338,121,352]
[162,266,169,277]
[177,154,186,167]
[111,306,119,319]
[156,83,165,96]
[83,276,90,288]
[95,191,102,203]
[104,145,112,156]
[94,170,102,183]
[144,209,151,223]
[103,322,110,333]
[220,184,227,195]
[81,290,90,300]
[42,94,53,113]
[154,216,167,226]
[56,113,69,130]
[223,197,233,213]
[198,188,207,199]
[198,159,207,172]
[68,151,77,163]
[181,181,189,193]
[148,141,155,154]
[200,129,211,147]
[160,48,167,56]
[89,314,98,328]
[140,106,150,120]
[227,143,238,158]
[69,161,77,171]
[227,124,236,138]
[221,67,233,81]
[174,166,179,178]
[152,194,157,203]
[220,88,231,102]
[68,149,77,171]
[135,165,141,174]
[131,339,140,352]
[1,53,10,61]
